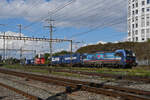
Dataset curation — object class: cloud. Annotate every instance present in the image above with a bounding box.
[97,41,107,44]
[0,0,127,31]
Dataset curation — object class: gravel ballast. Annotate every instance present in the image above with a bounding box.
[0,85,29,100]
[1,68,150,100]
[0,72,118,100]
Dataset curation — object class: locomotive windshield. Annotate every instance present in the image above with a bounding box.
[115,52,123,57]
[125,50,134,57]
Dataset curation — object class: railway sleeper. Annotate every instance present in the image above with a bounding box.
[1,69,150,100]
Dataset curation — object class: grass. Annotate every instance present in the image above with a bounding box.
[2,64,25,69]
[1,64,150,77]
[0,64,85,78]
[51,72,85,78]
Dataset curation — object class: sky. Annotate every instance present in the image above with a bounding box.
[0,0,127,58]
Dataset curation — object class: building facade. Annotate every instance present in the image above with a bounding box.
[128,0,150,42]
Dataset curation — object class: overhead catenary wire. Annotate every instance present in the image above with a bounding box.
[69,16,127,38]
[67,3,127,38]
[25,0,42,14]
[55,0,125,22]
[54,0,108,20]
[53,0,127,35]
[15,0,125,38]
[53,0,128,39]
[44,2,126,41]
[23,0,109,36]
[0,0,135,42]
[19,0,76,39]
[69,11,148,39]
[55,0,125,27]
[23,0,76,29]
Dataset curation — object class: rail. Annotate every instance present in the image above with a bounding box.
[0,82,42,100]
[0,68,149,100]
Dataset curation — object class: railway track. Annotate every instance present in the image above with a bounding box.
[53,69,150,82]
[0,68,150,100]
[23,66,150,83]
[35,67,150,83]
[0,81,42,100]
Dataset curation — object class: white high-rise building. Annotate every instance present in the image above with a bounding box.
[128,0,150,42]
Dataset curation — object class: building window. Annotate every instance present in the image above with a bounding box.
[128,32,131,36]
[128,6,131,11]
[128,38,130,41]
[141,21,145,27]
[135,30,138,35]
[133,38,135,41]
[142,15,145,20]
[132,17,134,22]
[136,3,138,7]
[147,7,150,11]
[141,29,145,38]
[135,23,138,28]
[141,29,145,33]
[132,4,135,8]
[142,8,145,12]
[141,15,145,27]
[132,24,134,28]
[147,21,150,26]
[132,11,135,15]
[128,12,131,17]
[146,28,150,38]
[132,30,134,35]
[146,28,150,33]
[135,16,138,21]
[128,23,131,30]
[135,9,138,14]
[147,0,150,4]
[129,0,131,4]
[128,38,131,41]
[146,14,150,19]
[136,37,138,41]
[142,1,145,5]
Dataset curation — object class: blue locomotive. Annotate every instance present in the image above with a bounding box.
[51,49,137,68]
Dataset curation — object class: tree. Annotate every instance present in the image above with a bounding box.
[0,55,2,63]
[44,53,50,61]
[147,38,150,43]
[76,41,150,62]
[53,50,72,56]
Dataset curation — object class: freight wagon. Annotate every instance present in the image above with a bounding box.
[52,56,63,66]
[25,59,34,65]
[24,58,45,65]
[52,54,83,66]
[34,58,45,65]
[51,49,137,68]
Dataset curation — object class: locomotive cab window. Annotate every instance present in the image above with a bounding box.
[115,52,123,57]
[82,55,87,59]
[125,50,133,57]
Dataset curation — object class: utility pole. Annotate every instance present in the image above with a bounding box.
[3,32,5,62]
[20,47,22,60]
[70,40,73,67]
[17,24,23,62]
[70,41,83,67]
[17,24,22,37]
[44,19,55,66]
